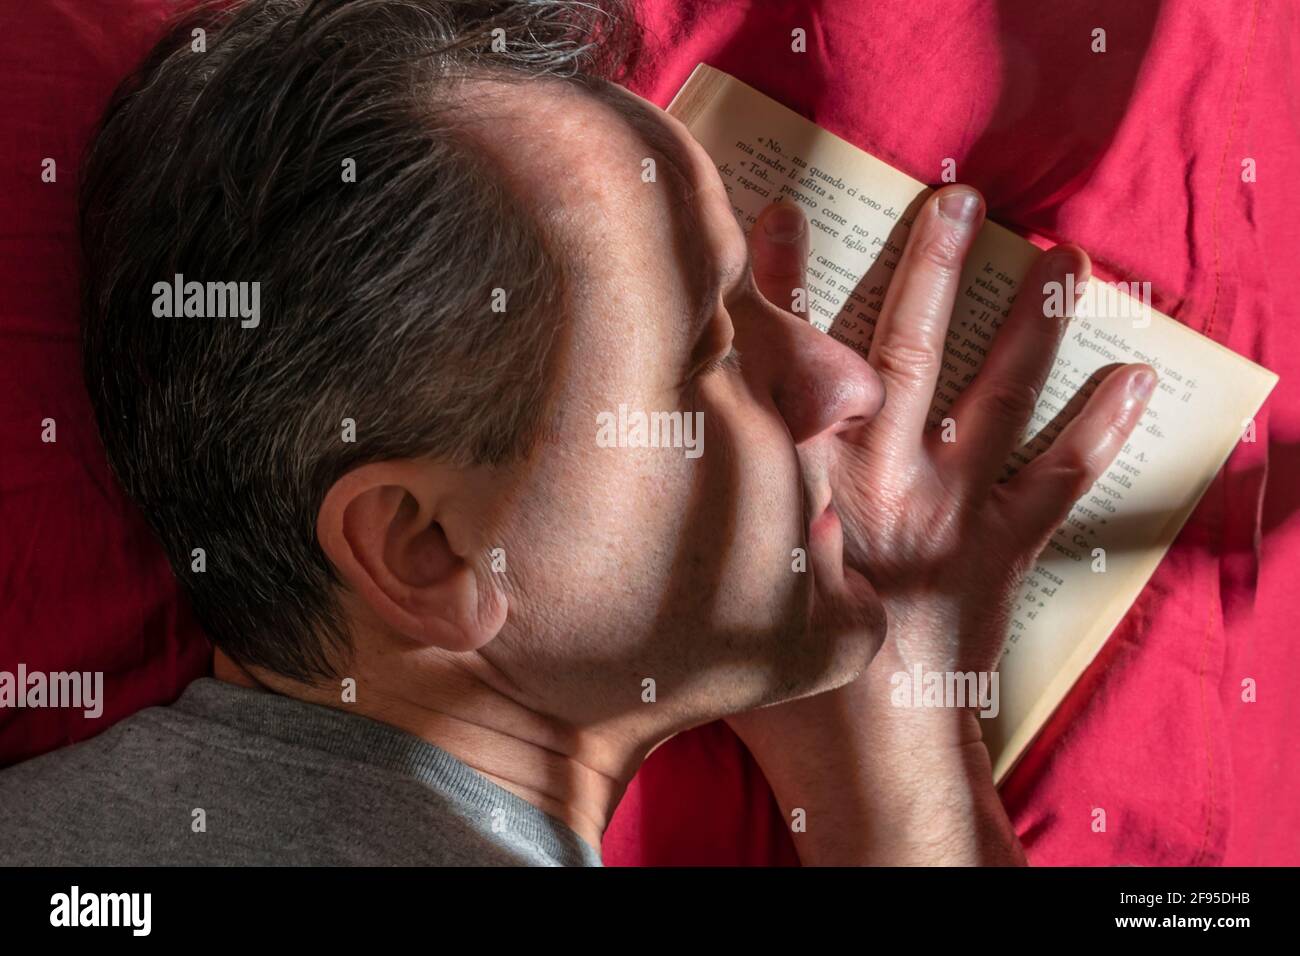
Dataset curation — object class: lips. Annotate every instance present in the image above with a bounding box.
[809,500,840,539]
[803,473,846,584]
[805,478,832,529]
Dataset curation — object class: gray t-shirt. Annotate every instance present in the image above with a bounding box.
[0,677,601,866]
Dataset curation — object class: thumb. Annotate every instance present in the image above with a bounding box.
[749,201,810,319]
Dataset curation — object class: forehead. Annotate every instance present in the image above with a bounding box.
[477,79,711,223]
[467,77,745,325]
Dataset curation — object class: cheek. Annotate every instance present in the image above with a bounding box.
[505,392,807,636]
[677,384,809,616]
[501,439,707,628]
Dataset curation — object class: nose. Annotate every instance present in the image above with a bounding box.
[739,300,885,446]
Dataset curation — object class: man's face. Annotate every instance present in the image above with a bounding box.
[472,81,886,735]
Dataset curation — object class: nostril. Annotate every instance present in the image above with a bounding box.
[834,364,885,423]
[768,312,887,440]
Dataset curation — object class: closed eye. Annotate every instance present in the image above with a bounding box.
[697,345,742,377]
[684,343,741,409]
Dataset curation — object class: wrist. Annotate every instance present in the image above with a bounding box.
[751,719,1019,866]
[862,636,993,752]
[734,668,1015,866]
[881,593,1014,676]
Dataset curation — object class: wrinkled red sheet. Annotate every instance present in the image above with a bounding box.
[611,0,1300,867]
[2,0,1295,866]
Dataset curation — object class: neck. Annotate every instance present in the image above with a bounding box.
[213,648,647,855]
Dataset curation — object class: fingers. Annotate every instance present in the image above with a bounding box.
[868,185,985,445]
[1001,363,1156,545]
[937,243,1090,488]
[749,201,809,318]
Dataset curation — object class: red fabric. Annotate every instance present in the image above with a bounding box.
[2,1,1295,865]
[0,1,212,765]
[609,0,1300,867]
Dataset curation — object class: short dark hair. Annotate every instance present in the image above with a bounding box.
[79,0,638,682]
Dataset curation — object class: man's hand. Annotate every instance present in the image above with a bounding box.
[726,187,1155,865]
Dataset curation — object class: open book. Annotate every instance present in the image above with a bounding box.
[668,64,1279,783]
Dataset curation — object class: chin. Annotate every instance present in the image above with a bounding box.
[752,594,886,710]
[814,617,885,692]
[815,547,886,658]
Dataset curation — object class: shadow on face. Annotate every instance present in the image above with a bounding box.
[444,78,887,739]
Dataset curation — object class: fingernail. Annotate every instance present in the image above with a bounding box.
[763,202,806,242]
[938,188,981,224]
[1129,368,1156,399]
[1045,248,1089,321]
[1046,247,1079,281]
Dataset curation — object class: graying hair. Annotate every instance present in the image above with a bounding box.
[80,0,638,682]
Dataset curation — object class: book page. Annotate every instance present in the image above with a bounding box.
[669,64,1278,782]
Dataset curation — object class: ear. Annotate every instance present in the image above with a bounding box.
[316,460,507,652]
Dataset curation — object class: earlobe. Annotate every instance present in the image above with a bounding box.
[430,562,509,653]
[316,462,507,653]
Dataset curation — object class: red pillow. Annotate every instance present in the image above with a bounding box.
[611,0,1300,867]
[4,0,1296,868]
[0,0,211,766]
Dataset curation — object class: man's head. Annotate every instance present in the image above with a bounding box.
[81,0,885,742]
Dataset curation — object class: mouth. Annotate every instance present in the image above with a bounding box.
[806,493,845,587]
[796,458,887,666]
[807,493,873,596]
[809,499,840,541]
[803,467,870,600]
[805,491,883,654]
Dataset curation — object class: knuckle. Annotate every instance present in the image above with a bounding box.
[757,267,804,284]
[1104,393,1141,437]
[1100,415,1129,450]
[977,380,1040,426]
[912,227,966,272]
[1047,450,1101,499]
[873,337,938,381]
